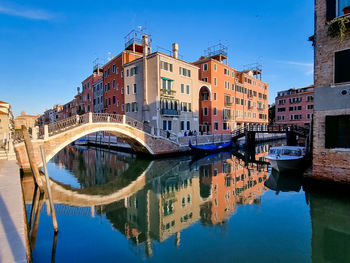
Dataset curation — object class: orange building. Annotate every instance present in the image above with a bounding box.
[192,44,269,134]
[103,30,144,114]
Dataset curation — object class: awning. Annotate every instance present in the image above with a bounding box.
[161,77,174,81]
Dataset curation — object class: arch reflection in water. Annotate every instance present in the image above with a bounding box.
[24,145,270,258]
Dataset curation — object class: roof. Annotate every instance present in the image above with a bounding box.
[0,100,9,104]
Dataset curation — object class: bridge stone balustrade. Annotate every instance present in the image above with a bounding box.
[14,113,184,170]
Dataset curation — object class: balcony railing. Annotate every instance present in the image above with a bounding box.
[160,89,176,97]
[224,101,232,107]
[161,109,180,116]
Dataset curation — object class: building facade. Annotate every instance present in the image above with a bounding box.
[103,32,144,115]
[124,37,203,136]
[0,101,14,149]
[193,46,269,134]
[93,74,104,113]
[275,85,314,126]
[313,0,350,182]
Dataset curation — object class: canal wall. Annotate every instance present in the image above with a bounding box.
[81,132,286,153]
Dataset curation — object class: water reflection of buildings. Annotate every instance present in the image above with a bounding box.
[198,151,268,226]
[51,146,134,188]
[309,190,350,263]
[98,151,269,257]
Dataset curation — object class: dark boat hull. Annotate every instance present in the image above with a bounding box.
[189,140,233,155]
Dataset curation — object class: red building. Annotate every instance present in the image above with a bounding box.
[82,67,103,113]
[103,31,144,114]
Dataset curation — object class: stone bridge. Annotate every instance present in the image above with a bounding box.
[14,113,184,170]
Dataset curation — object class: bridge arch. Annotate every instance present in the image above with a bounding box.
[45,124,155,165]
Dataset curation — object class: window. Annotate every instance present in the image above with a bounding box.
[181,121,185,130]
[186,85,190,94]
[130,66,138,76]
[214,107,217,115]
[214,122,218,130]
[132,102,138,112]
[112,64,116,73]
[278,107,286,112]
[133,84,137,94]
[214,93,217,100]
[279,99,286,105]
[203,107,208,116]
[168,121,172,130]
[162,79,172,90]
[113,96,116,104]
[108,98,111,105]
[187,121,190,130]
[179,67,191,77]
[202,77,208,82]
[325,115,350,148]
[224,68,229,75]
[222,123,229,130]
[214,63,217,71]
[214,78,217,86]
[163,120,167,130]
[202,92,209,101]
[161,61,173,72]
[181,84,184,93]
[307,96,313,102]
[335,49,350,84]
[127,85,130,95]
[307,104,313,110]
[121,88,124,94]
[203,63,208,71]
[126,69,129,77]
[112,79,116,89]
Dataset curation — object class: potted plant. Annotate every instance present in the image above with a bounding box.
[328,15,350,42]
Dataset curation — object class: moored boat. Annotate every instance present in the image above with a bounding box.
[189,139,233,155]
[265,146,306,172]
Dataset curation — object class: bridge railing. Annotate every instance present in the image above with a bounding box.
[44,114,82,137]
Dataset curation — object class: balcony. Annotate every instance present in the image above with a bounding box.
[224,101,232,107]
[257,107,264,112]
[160,89,176,97]
[161,109,180,116]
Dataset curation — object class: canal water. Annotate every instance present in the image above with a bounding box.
[21,144,350,263]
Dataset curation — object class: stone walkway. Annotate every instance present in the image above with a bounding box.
[0,160,28,263]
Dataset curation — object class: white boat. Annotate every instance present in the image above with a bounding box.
[265,146,306,172]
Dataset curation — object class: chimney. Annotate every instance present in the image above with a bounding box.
[172,43,178,59]
[143,34,149,57]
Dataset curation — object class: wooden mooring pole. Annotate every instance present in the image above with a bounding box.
[21,125,44,191]
[40,145,58,233]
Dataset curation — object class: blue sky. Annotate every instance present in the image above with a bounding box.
[0,0,314,116]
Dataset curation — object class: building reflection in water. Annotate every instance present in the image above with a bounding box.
[93,149,269,257]
[23,144,270,258]
[22,143,350,262]
[308,188,350,263]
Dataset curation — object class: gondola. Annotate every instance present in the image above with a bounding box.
[189,139,233,155]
